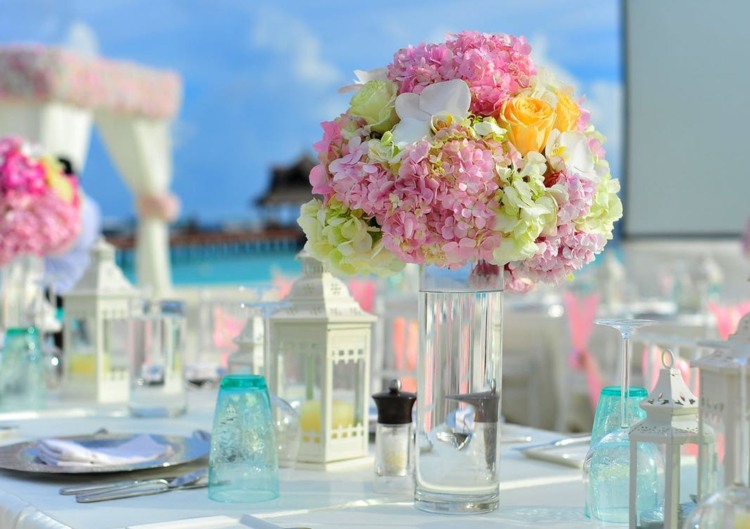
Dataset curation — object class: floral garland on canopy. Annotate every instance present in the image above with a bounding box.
[0,46,181,119]
[298,31,622,293]
[0,136,81,265]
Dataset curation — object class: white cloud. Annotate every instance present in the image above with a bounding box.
[585,81,623,175]
[528,35,580,90]
[63,21,99,57]
[250,6,342,88]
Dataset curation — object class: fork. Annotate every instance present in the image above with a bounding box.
[74,468,208,502]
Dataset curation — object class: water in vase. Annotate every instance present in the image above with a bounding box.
[415,287,503,514]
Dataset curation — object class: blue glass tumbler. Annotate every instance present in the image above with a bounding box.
[583,385,648,518]
[208,374,279,503]
[590,385,648,447]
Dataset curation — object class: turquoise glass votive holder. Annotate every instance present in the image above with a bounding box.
[208,374,279,503]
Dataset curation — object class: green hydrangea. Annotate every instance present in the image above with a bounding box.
[576,173,622,238]
[297,199,405,277]
[492,153,557,265]
[367,131,402,172]
[470,116,506,141]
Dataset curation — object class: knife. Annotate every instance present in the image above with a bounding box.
[60,475,178,496]
[75,468,208,503]
[513,434,591,453]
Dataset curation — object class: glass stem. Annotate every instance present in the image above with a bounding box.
[620,335,630,430]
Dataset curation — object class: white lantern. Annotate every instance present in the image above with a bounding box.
[629,350,713,529]
[62,238,140,402]
[692,313,750,499]
[267,253,376,464]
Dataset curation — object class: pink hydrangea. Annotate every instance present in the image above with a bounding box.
[387,31,536,116]
[511,226,606,286]
[310,113,368,205]
[0,136,82,265]
[0,137,48,196]
[555,170,597,225]
[587,135,607,159]
[327,136,393,219]
[381,127,503,267]
[0,188,81,265]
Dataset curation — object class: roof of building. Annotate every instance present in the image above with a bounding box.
[255,154,316,207]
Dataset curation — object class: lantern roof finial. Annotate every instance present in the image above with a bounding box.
[66,237,137,296]
[271,251,376,323]
[641,350,698,417]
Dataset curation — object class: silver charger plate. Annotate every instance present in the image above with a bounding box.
[0,433,209,474]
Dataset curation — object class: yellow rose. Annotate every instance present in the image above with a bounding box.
[41,157,75,203]
[499,96,555,156]
[553,91,581,133]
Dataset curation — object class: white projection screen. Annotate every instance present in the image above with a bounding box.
[624,0,750,237]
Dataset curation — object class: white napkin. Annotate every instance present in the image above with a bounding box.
[37,434,172,467]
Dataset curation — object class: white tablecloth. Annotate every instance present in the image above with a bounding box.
[0,392,596,529]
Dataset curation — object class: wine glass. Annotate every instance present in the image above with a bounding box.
[227,286,300,469]
[584,318,661,523]
[228,285,290,376]
[684,344,750,529]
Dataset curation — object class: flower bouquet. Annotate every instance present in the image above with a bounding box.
[299,31,622,292]
[0,136,81,265]
[297,31,626,513]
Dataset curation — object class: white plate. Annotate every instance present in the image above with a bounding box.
[0,432,209,474]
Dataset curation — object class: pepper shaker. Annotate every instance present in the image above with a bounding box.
[372,379,417,494]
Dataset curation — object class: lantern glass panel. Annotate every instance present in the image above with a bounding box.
[631,440,666,529]
[68,317,95,377]
[279,340,321,405]
[332,359,366,429]
[104,319,130,375]
[275,337,323,434]
[699,369,741,497]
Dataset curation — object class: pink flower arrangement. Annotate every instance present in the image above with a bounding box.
[299,31,622,292]
[0,137,81,265]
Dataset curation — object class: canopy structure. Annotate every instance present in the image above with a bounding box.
[0,45,182,296]
[255,154,315,227]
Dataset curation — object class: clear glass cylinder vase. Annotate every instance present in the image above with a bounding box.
[415,261,503,514]
[0,254,44,331]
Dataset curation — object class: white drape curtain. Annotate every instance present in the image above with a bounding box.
[0,101,93,172]
[94,110,174,296]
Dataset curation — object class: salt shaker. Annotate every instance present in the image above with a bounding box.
[372,379,416,494]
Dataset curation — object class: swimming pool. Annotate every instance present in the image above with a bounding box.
[119,249,302,286]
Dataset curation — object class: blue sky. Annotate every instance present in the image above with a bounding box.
[0,0,622,225]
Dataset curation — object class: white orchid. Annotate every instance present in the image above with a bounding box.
[545,130,598,181]
[338,68,388,94]
[390,79,472,147]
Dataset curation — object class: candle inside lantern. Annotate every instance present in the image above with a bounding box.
[736,513,750,529]
[298,400,354,432]
[68,354,97,376]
